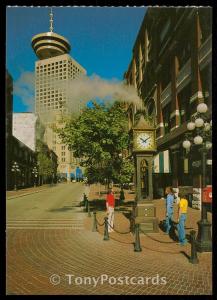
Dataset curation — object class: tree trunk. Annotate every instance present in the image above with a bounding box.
[107,177,110,190]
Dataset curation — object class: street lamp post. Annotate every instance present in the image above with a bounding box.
[182,102,212,252]
[32,166,38,188]
[11,162,20,191]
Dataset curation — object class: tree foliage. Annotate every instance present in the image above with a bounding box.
[36,140,56,178]
[37,152,54,177]
[57,101,134,184]
[115,159,134,186]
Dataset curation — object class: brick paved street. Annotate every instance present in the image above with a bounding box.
[6,183,212,295]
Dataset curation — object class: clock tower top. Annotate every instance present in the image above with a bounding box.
[133,114,154,131]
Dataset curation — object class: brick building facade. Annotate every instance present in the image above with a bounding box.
[124,7,212,208]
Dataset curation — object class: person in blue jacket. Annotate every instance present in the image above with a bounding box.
[165,186,175,234]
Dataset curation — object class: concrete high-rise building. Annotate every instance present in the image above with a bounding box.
[31,9,86,180]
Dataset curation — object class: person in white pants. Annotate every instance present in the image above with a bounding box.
[107,206,114,232]
[106,189,115,233]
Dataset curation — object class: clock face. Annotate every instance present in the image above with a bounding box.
[133,131,156,151]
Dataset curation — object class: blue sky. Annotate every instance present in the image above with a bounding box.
[6,7,146,112]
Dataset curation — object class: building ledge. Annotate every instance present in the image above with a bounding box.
[156,122,187,151]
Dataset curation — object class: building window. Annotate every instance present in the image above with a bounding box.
[61,145,65,150]
[61,158,65,162]
[177,83,191,124]
[147,99,156,118]
[159,18,171,43]
[200,64,212,109]
[161,61,171,91]
[162,103,171,134]
[177,40,191,70]
[199,9,212,44]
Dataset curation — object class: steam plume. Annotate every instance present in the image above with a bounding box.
[14,71,142,119]
[51,74,142,114]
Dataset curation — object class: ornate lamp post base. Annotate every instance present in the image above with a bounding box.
[182,103,212,253]
[196,219,212,252]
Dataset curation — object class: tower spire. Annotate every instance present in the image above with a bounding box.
[49,7,54,32]
[32,7,71,59]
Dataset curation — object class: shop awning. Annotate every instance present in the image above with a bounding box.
[153,150,171,173]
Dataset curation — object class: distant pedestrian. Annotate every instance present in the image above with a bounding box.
[119,187,125,205]
[177,193,188,245]
[106,188,115,233]
[165,186,175,234]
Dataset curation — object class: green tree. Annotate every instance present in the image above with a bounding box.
[57,101,133,185]
[37,153,53,179]
[36,140,56,184]
[116,159,134,187]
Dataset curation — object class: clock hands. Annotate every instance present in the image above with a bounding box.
[140,137,150,143]
[144,137,150,143]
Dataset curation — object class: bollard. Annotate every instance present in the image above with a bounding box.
[134,223,142,252]
[85,197,88,212]
[189,230,199,264]
[88,201,91,217]
[103,217,110,241]
[92,211,98,232]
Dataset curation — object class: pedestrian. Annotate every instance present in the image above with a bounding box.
[119,187,125,205]
[177,193,188,245]
[164,186,175,234]
[106,188,115,233]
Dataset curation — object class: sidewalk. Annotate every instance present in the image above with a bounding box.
[85,183,212,262]
[6,182,212,295]
[83,184,212,295]
[6,183,63,200]
[87,183,135,202]
[86,183,212,227]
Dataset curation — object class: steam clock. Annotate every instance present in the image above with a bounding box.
[131,115,158,232]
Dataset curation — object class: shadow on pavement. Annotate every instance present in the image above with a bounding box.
[185,233,191,243]
[180,250,190,260]
[159,220,179,242]
[47,206,75,212]
[89,199,106,211]
[122,211,132,220]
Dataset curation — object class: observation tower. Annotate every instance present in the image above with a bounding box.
[31,8,71,59]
